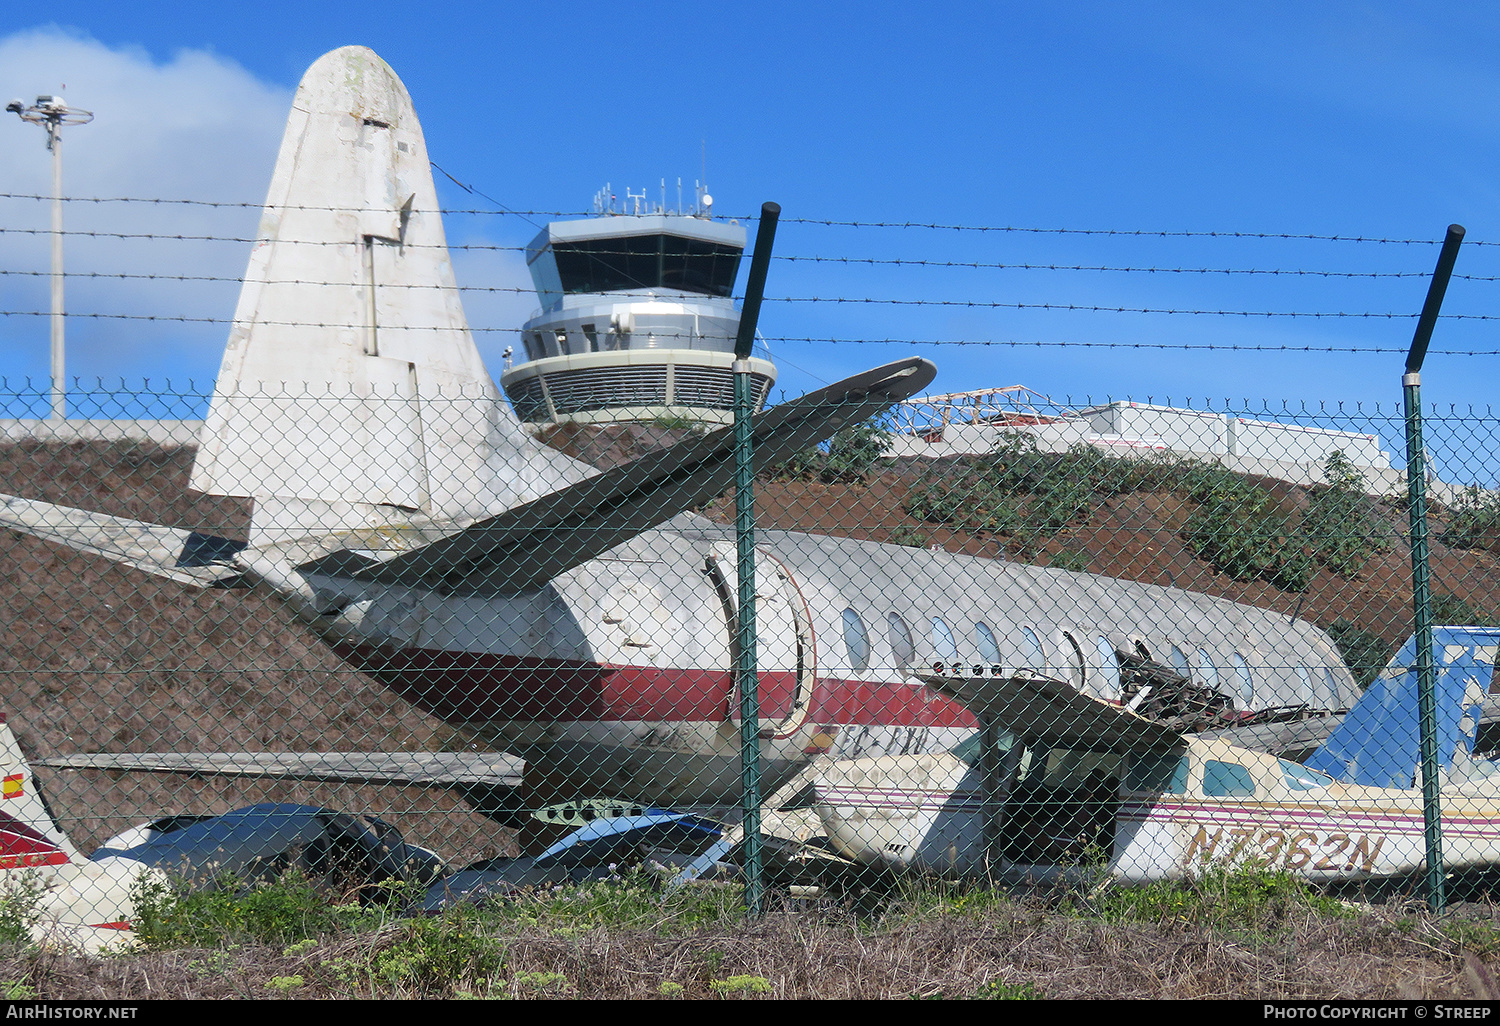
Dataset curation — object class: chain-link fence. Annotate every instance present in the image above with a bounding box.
[2,379,1500,941]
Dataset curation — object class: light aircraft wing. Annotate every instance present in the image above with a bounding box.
[919,671,1182,751]
[349,357,937,596]
[36,750,523,790]
[0,494,243,588]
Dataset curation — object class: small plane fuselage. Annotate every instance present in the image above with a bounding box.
[814,735,1500,883]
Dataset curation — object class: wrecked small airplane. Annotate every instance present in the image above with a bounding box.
[811,628,1500,884]
[0,44,1365,824]
[0,715,167,951]
[1,716,708,944]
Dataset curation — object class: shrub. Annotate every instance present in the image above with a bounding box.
[1301,451,1390,577]
[1441,485,1500,552]
[764,415,894,484]
[1183,477,1314,591]
[1431,593,1500,628]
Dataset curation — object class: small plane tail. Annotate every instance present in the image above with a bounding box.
[1304,627,1500,787]
[190,46,589,547]
[0,713,79,865]
[0,714,171,951]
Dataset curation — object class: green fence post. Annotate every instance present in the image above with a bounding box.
[1403,223,1464,915]
[734,202,781,918]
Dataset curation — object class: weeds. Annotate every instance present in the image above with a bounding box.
[1440,485,1500,552]
[1079,862,1349,940]
[131,872,359,949]
[766,415,894,484]
[366,911,505,997]
[971,979,1045,999]
[709,973,773,997]
[0,872,46,947]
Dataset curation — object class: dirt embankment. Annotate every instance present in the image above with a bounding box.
[2,436,1497,854]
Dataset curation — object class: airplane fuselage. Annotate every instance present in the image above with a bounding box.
[813,735,1500,883]
[261,516,1359,807]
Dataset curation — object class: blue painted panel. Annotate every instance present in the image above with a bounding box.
[1306,628,1500,787]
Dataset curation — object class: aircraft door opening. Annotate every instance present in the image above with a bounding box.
[708,550,818,739]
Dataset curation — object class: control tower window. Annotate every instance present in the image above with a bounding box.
[552,234,741,297]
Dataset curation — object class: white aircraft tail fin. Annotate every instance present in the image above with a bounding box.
[0,714,78,865]
[190,46,588,547]
[0,715,171,952]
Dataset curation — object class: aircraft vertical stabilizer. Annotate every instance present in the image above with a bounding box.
[1305,628,1499,788]
[190,46,590,547]
[0,714,78,862]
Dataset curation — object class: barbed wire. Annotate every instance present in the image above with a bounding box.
[1,192,1490,246]
[2,310,1497,354]
[1,299,1493,321]
[13,260,1491,283]
[5,228,1493,285]
[11,267,1500,312]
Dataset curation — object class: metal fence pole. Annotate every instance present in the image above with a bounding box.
[1403,223,1464,915]
[733,201,780,917]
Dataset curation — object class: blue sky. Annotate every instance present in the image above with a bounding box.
[3,2,1500,479]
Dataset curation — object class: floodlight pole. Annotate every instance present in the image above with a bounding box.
[1403,223,1464,916]
[7,96,94,421]
[733,201,780,918]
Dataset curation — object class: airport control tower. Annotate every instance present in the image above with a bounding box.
[500,185,777,427]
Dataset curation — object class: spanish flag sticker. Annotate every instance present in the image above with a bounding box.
[2,774,21,799]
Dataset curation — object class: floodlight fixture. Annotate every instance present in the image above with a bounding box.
[7,95,94,421]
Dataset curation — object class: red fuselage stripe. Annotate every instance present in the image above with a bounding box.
[332,644,977,728]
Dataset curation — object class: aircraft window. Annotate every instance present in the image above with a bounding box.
[1125,752,1189,794]
[931,617,959,662]
[1061,632,1086,690]
[1203,760,1256,798]
[888,613,915,668]
[974,622,1002,666]
[842,608,870,671]
[1094,635,1122,700]
[1019,626,1047,671]
[1232,652,1254,706]
[1170,646,1191,677]
[1196,649,1220,692]
[1280,759,1333,791]
[1030,747,1124,787]
[552,235,742,297]
[949,729,1014,768]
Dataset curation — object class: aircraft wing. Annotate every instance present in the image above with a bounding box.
[350,357,937,596]
[0,494,243,588]
[920,671,1183,752]
[36,750,524,789]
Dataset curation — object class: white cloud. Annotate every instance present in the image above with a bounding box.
[0,27,290,392]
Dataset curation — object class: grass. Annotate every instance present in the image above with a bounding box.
[1073,863,1351,939]
[1,863,1497,998]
